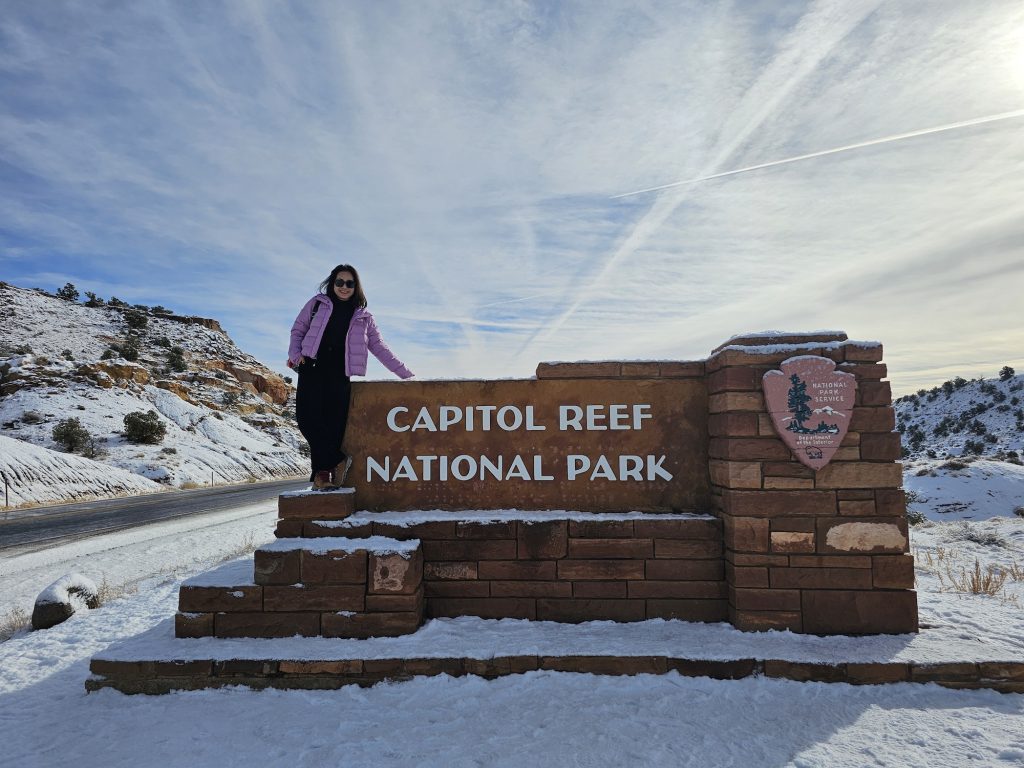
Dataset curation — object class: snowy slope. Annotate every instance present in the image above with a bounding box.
[1,282,304,504]
[896,369,1024,522]
[0,433,163,505]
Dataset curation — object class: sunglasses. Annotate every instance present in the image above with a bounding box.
[334,279,356,288]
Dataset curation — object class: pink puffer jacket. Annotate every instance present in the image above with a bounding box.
[288,295,413,379]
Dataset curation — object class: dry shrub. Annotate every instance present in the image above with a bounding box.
[939,558,1008,596]
[95,575,139,606]
[0,607,30,642]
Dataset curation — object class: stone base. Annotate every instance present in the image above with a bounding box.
[87,653,1024,695]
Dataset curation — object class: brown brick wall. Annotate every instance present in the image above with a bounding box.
[706,335,917,634]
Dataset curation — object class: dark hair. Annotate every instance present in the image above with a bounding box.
[319,264,367,308]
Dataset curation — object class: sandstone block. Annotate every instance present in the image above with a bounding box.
[817,518,909,554]
[708,392,764,414]
[632,518,720,539]
[838,363,887,380]
[478,560,556,580]
[723,516,769,552]
[179,586,262,613]
[557,560,644,580]
[456,521,516,539]
[572,581,629,598]
[801,590,918,634]
[815,462,902,489]
[535,361,620,378]
[278,491,354,521]
[366,587,424,612]
[858,381,892,406]
[174,612,214,638]
[423,540,517,561]
[709,460,762,489]
[708,412,759,437]
[424,580,490,598]
[859,432,902,461]
[763,477,815,490]
[567,538,652,559]
[769,567,872,590]
[490,581,573,598]
[653,539,722,558]
[254,550,301,585]
[214,612,320,638]
[721,490,837,517]
[370,549,423,594]
[518,521,568,559]
[646,559,724,581]
[851,407,896,433]
[707,366,759,394]
[301,550,367,584]
[627,581,726,599]
[729,587,800,611]
[709,438,789,461]
[620,361,661,378]
[725,563,769,588]
[321,611,422,639]
[872,554,915,589]
[568,520,634,538]
[843,343,883,362]
[846,663,910,684]
[770,531,815,553]
[536,598,646,623]
[646,599,728,622]
[427,597,536,620]
[264,585,365,612]
[659,361,705,378]
[838,500,877,516]
[424,561,479,581]
[730,609,801,632]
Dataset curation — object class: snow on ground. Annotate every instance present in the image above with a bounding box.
[1,506,1022,767]
[905,459,1024,521]
[0,501,278,621]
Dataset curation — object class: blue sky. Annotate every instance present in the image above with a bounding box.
[1,0,1022,392]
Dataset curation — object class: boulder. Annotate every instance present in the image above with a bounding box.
[32,573,100,630]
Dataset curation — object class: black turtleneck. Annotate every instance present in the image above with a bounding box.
[316,293,356,363]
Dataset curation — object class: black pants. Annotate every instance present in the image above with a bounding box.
[295,359,351,481]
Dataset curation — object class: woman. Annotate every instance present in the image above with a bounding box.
[288,264,413,489]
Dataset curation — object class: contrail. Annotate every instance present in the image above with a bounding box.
[611,109,1024,199]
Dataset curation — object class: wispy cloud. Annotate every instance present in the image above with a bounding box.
[1,0,1022,392]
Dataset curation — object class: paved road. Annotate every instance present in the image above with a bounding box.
[0,478,308,552]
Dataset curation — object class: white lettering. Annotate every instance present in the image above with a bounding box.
[646,454,673,481]
[480,455,503,480]
[560,406,584,431]
[367,456,390,481]
[619,455,644,481]
[451,455,476,481]
[439,406,462,431]
[506,454,531,480]
[633,404,652,430]
[609,404,630,430]
[590,454,616,480]
[585,405,608,431]
[525,406,545,431]
[386,407,409,432]
[533,455,554,480]
[567,454,590,479]
[417,455,437,481]
[411,408,437,432]
[477,405,497,431]
[497,405,523,431]
[393,456,417,480]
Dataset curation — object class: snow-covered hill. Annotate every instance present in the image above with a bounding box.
[0,282,304,505]
[895,369,1024,522]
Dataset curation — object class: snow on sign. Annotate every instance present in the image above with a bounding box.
[762,356,857,470]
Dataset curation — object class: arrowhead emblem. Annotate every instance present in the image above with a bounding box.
[762,356,857,470]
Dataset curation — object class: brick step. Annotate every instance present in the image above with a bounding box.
[87,653,1024,695]
[175,537,424,640]
[276,487,356,537]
